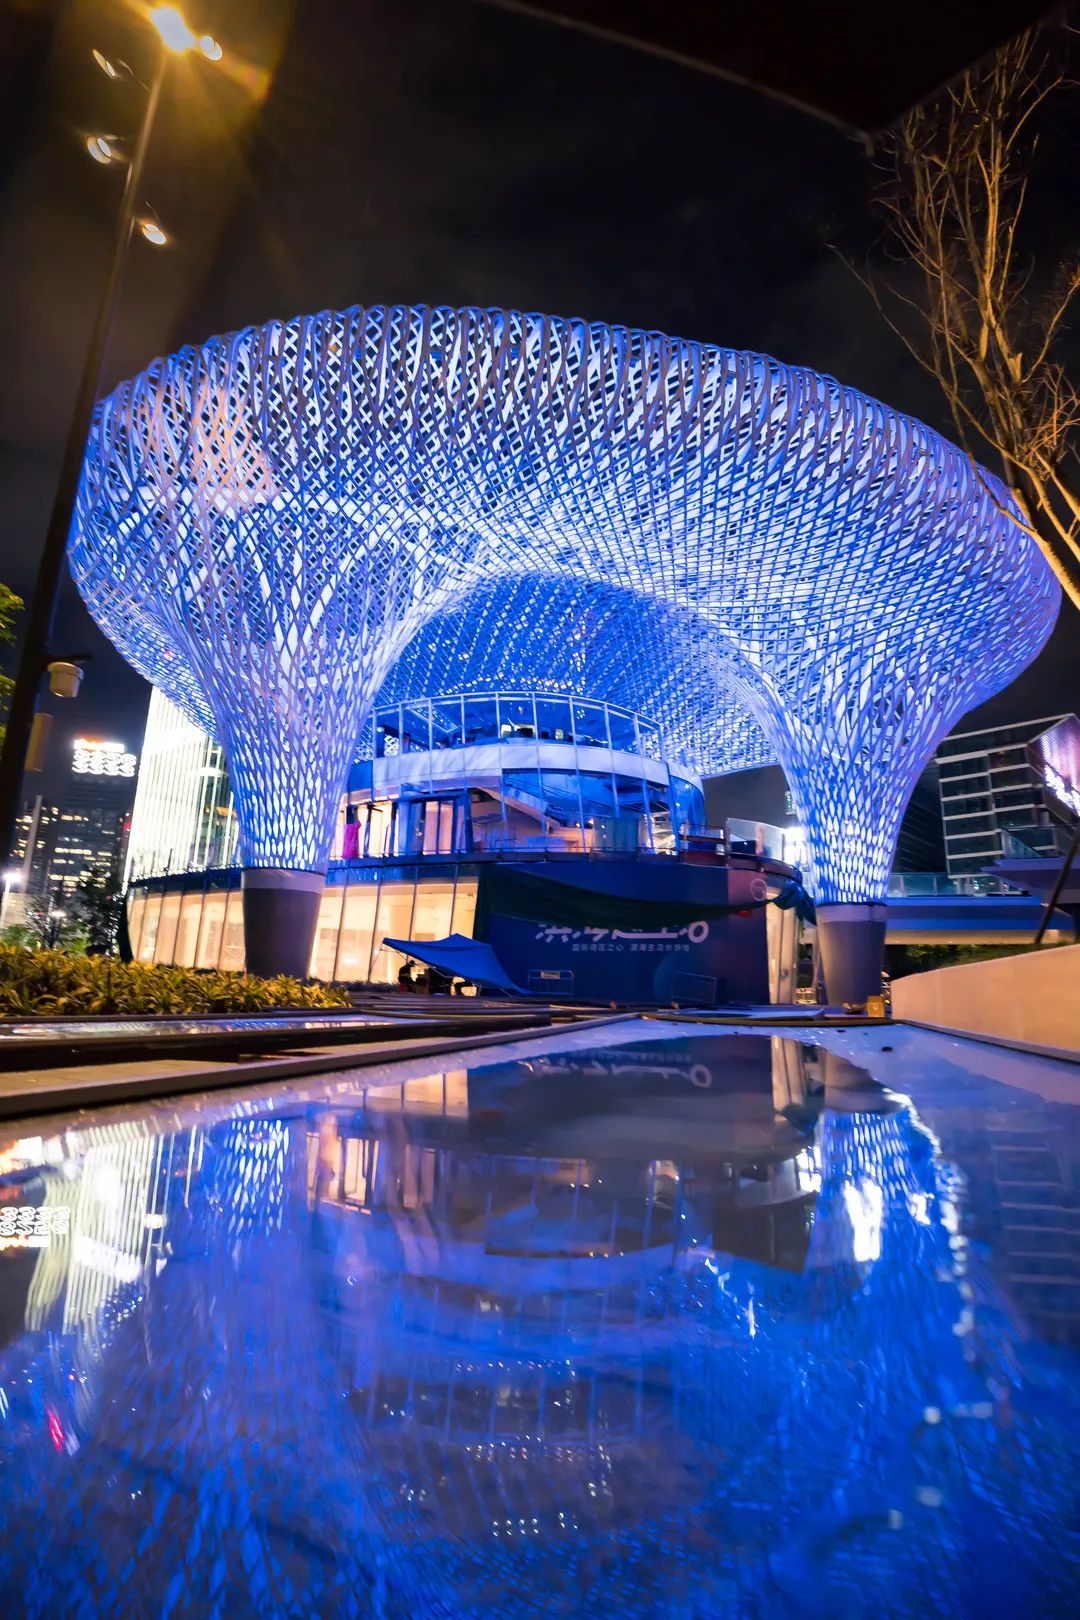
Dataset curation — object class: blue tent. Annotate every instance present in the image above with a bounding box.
[383,933,524,994]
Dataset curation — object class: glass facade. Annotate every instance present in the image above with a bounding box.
[124,858,810,999]
[127,689,697,880]
[374,693,662,760]
[361,691,703,861]
[125,689,238,883]
[128,867,481,985]
[936,716,1076,877]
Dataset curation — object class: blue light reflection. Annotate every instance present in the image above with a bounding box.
[0,1026,1077,1615]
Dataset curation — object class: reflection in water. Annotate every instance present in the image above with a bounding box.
[0,1031,1077,1616]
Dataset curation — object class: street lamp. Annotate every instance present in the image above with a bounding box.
[0,8,223,870]
[0,869,20,931]
[148,6,220,57]
[85,133,116,164]
[91,48,120,80]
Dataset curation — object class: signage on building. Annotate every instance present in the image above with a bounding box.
[0,1204,70,1248]
[533,919,711,955]
[72,738,137,778]
[1030,715,1080,825]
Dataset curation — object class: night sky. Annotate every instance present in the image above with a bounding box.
[1,0,1076,794]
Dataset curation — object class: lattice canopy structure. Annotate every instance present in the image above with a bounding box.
[70,304,1059,903]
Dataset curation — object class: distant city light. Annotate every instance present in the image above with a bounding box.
[72,738,137,778]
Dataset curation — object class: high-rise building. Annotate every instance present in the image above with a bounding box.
[936,716,1077,878]
[13,737,137,902]
[892,765,946,873]
[124,690,237,884]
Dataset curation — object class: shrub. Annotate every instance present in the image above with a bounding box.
[886,940,1067,978]
[0,947,350,1018]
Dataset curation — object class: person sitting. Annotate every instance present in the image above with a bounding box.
[397,960,416,992]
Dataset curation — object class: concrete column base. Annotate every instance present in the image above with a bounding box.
[816,902,887,1007]
[241,868,325,980]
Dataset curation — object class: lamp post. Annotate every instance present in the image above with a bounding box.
[0,869,20,932]
[0,7,221,869]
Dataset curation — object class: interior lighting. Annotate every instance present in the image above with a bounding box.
[139,218,168,246]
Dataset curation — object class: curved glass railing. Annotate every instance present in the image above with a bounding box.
[373,692,664,761]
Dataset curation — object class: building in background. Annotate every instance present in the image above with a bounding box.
[706,762,943,877]
[892,766,946,874]
[936,716,1077,878]
[980,715,1080,918]
[11,737,137,907]
[124,690,237,884]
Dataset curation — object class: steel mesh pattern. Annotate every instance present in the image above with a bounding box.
[370,573,772,773]
[70,304,1059,896]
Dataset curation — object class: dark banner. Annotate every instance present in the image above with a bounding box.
[485,903,769,1005]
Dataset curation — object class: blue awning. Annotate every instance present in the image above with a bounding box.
[383,933,524,994]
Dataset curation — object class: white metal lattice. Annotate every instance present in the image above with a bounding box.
[70,305,1059,898]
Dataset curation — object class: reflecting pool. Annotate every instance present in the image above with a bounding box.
[1,1022,1078,1616]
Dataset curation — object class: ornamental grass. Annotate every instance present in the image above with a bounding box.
[0,947,349,1018]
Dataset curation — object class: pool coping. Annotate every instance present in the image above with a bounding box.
[894,1017,1080,1067]
[0,1012,637,1123]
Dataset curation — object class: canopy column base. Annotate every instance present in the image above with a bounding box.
[816,902,887,1007]
[241,868,324,980]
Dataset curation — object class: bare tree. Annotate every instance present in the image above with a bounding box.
[865,25,1080,610]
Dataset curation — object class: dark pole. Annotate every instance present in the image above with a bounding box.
[0,53,165,867]
[1032,822,1080,948]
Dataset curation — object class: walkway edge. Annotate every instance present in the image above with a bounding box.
[0,1014,636,1122]
[896,1018,1080,1067]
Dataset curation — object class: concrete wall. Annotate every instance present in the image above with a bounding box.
[892,945,1080,1054]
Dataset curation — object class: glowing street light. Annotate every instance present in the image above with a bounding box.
[85,134,115,164]
[149,6,197,53]
[0,4,226,868]
[149,7,222,61]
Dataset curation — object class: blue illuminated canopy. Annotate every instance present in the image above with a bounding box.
[69,304,1059,901]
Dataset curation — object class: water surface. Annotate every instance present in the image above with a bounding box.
[1,1022,1077,1617]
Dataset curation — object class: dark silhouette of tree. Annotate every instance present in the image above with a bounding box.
[863,25,1080,609]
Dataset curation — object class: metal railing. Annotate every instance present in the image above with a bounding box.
[886,871,1021,897]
